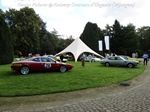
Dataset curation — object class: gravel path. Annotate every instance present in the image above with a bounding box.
[0,61,149,112]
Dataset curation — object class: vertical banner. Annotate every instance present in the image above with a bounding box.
[105,36,110,50]
[98,40,102,51]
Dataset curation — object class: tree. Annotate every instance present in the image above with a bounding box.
[80,22,102,53]
[137,26,150,54]
[65,35,74,46]
[122,24,138,56]
[110,20,124,54]
[103,20,139,56]
[5,7,45,56]
[0,9,14,64]
[57,38,66,53]
[40,31,59,55]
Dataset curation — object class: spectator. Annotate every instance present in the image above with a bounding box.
[105,53,110,58]
[132,52,135,58]
[19,51,22,58]
[80,53,86,67]
[143,52,149,65]
[60,55,64,62]
[88,54,92,62]
[135,52,138,58]
[28,53,32,58]
[113,53,116,56]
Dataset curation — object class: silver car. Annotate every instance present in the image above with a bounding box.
[100,56,139,68]
[85,57,101,62]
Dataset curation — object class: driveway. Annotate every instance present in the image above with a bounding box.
[0,61,150,112]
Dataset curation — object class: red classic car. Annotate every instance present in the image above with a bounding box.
[11,56,73,75]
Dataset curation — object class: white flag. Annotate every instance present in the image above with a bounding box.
[105,36,110,50]
[98,40,102,51]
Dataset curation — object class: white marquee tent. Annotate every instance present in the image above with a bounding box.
[55,38,104,62]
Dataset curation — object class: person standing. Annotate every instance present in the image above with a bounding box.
[143,53,149,65]
[60,55,64,62]
[106,53,110,58]
[88,54,92,62]
[19,51,22,58]
[80,53,86,67]
[132,52,135,58]
[135,52,138,58]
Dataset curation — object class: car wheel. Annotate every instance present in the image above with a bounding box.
[105,62,110,67]
[20,66,30,75]
[91,59,95,62]
[59,66,67,73]
[128,63,133,68]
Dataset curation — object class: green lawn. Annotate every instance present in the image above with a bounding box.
[0,61,145,97]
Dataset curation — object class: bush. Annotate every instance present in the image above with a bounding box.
[0,11,14,65]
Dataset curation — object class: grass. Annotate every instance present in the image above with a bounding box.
[0,61,145,97]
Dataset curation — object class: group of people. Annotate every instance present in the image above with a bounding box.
[131,52,149,66]
[132,52,138,58]
[105,52,116,58]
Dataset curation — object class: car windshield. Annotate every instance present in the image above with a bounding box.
[121,56,130,59]
[47,57,56,62]
[119,56,126,60]
[108,56,126,60]
[30,57,56,62]
[32,57,40,62]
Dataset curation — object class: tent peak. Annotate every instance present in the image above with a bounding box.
[56,38,104,62]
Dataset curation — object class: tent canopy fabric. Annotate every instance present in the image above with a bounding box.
[55,37,104,62]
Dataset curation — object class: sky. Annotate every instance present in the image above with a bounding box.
[0,0,150,39]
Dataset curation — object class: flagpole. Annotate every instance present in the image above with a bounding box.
[109,36,110,54]
[98,40,103,56]
[104,35,110,55]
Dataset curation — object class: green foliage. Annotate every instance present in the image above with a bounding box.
[80,22,102,54]
[122,24,139,55]
[5,7,45,56]
[2,7,150,58]
[0,10,14,65]
[0,62,144,96]
[4,8,72,56]
[137,26,150,54]
[40,32,57,55]
[110,20,124,54]
[103,20,140,56]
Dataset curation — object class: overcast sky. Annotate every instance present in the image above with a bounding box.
[0,0,149,38]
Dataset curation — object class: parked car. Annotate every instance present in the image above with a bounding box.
[100,56,139,68]
[85,56,101,62]
[54,56,68,62]
[118,55,141,63]
[43,55,68,62]
[43,55,68,63]
[11,56,73,75]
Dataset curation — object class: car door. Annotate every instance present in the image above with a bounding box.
[40,57,59,71]
[108,57,116,65]
[116,57,127,66]
[39,57,52,71]
[29,57,43,71]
